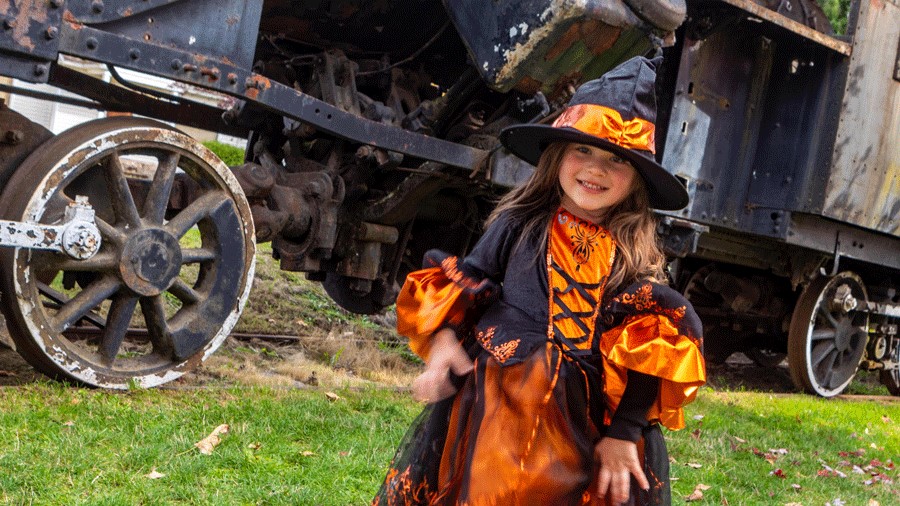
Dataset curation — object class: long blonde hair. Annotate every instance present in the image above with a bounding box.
[486,142,667,293]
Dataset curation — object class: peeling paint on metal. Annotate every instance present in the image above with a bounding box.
[9,124,256,388]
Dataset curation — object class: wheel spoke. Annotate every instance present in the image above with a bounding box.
[164,191,227,238]
[103,152,142,228]
[99,294,139,366]
[181,248,216,264]
[169,278,201,305]
[43,251,118,273]
[810,341,837,369]
[810,328,836,341]
[51,275,121,332]
[141,296,174,358]
[817,305,840,329]
[142,152,180,224]
[94,217,127,246]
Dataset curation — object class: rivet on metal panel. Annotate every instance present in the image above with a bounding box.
[86,37,98,50]
[45,27,59,40]
[33,64,48,77]
[50,0,65,8]
[130,48,141,60]
[171,59,182,70]
[200,68,220,81]
[91,1,104,14]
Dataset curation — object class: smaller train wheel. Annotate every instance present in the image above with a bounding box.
[0,118,255,388]
[746,348,787,367]
[682,264,734,364]
[787,272,868,397]
[323,273,388,315]
[880,338,900,396]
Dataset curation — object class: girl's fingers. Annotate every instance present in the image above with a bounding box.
[447,351,474,376]
[596,470,612,499]
[631,462,650,491]
[412,368,458,403]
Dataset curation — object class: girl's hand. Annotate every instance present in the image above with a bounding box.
[594,436,649,504]
[411,328,473,403]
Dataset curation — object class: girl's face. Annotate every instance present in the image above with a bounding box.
[557,143,637,222]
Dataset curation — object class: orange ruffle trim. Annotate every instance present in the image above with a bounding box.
[600,314,706,430]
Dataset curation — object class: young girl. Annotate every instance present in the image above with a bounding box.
[374,56,706,506]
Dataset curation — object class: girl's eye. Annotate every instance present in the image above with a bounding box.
[610,155,626,164]
[575,145,592,154]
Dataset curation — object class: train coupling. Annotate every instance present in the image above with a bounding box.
[0,195,101,259]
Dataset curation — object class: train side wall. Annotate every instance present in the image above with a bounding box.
[824,0,899,237]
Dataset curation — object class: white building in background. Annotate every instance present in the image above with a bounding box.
[3,56,246,149]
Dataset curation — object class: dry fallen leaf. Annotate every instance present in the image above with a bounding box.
[247,442,261,451]
[790,483,802,490]
[300,450,317,457]
[686,463,703,469]
[685,483,710,502]
[734,436,747,444]
[882,415,892,424]
[194,423,229,455]
[144,469,165,479]
[784,502,803,506]
[691,429,702,441]
[325,392,341,402]
[685,490,704,502]
[62,420,75,427]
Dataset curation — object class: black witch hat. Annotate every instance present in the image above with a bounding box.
[499,56,689,211]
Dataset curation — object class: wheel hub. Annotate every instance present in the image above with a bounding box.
[119,228,182,296]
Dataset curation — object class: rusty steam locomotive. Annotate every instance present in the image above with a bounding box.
[0,0,897,395]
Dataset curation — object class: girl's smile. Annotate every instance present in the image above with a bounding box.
[558,143,637,222]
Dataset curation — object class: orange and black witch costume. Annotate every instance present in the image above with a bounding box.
[373,208,706,505]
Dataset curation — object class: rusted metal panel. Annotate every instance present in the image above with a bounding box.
[443,0,666,97]
[65,0,263,72]
[825,0,900,237]
[0,0,64,82]
[717,0,851,54]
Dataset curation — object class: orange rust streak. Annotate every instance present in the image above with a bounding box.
[63,10,82,30]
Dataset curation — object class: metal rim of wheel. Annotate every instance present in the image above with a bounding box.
[0,117,255,389]
[787,271,868,397]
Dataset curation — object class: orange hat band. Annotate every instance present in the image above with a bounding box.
[551,104,656,154]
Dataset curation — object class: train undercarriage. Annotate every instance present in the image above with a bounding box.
[0,0,897,395]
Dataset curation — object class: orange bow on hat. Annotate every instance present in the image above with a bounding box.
[552,104,656,154]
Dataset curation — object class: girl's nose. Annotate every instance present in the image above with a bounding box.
[587,159,608,174]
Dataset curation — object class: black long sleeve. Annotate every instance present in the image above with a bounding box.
[605,370,660,442]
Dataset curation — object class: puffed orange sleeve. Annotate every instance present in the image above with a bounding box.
[395,252,498,361]
[598,282,706,430]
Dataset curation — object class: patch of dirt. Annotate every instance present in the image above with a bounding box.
[0,314,891,398]
[0,313,420,389]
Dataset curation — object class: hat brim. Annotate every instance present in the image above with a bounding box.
[499,124,689,211]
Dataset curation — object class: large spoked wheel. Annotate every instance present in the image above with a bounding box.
[788,272,868,397]
[0,118,255,388]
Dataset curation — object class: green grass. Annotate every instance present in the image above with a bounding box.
[0,383,896,505]
[668,389,900,504]
[0,383,419,505]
